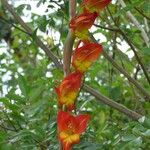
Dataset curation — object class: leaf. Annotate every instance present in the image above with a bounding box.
[26,4,31,10]
[16,4,26,15]
[122,134,137,142]
[109,86,121,100]
[114,0,144,17]
[18,74,29,97]
[141,47,150,56]
[32,27,38,41]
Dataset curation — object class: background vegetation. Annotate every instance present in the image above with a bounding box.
[0,0,150,149]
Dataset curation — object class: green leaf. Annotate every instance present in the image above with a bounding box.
[122,134,137,142]
[18,74,29,97]
[141,47,150,56]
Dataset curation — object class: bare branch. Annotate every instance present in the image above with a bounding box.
[94,24,120,32]
[118,0,149,47]
[83,85,142,120]
[63,0,76,76]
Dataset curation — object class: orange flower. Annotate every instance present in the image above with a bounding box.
[81,0,111,13]
[69,12,98,39]
[55,71,83,110]
[72,41,103,72]
[57,111,90,150]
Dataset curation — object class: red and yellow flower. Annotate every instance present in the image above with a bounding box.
[72,41,103,72]
[69,12,98,39]
[57,111,90,150]
[55,71,83,110]
[81,0,111,13]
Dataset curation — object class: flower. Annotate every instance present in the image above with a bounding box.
[55,71,83,110]
[81,0,111,13]
[69,12,98,39]
[57,111,90,150]
[72,41,103,72]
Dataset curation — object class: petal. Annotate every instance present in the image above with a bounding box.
[69,12,98,32]
[60,132,80,150]
[63,71,83,91]
[59,91,77,110]
[74,42,102,61]
[57,111,71,131]
[55,72,83,110]
[55,87,60,98]
[75,114,90,134]
[81,0,111,13]
[72,42,103,72]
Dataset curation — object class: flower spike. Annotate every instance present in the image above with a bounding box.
[57,111,90,150]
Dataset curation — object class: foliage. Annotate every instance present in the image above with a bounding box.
[0,0,150,149]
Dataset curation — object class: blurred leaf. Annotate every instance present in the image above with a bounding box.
[18,74,29,97]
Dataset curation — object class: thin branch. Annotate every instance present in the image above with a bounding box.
[118,0,149,47]
[134,7,150,21]
[106,7,150,85]
[63,32,75,76]
[33,139,47,149]
[144,18,149,33]
[95,22,150,85]
[127,0,150,20]
[89,33,150,100]
[134,65,140,80]
[50,0,63,9]
[119,30,150,84]
[94,24,120,32]
[0,16,30,35]
[63,0,76,76]
[1,0,147,120]
[69,0,76,20]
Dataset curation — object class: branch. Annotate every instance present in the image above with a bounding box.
[83,85,142,120]
[1,0,146,121]
[0,16,30,35]
[134,7,150,21]
[63,0,76,76]
[69,0,76,20]
[106,7,150,85]
[94,24,120,32]
[89,33,150,100]
[118,0,149,47]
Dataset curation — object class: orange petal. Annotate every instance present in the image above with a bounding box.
[72,41,103,72]
[57,111,71,132]
[75,114,90,134]
[69,12,98,32]
[81,0,111,13]
[59,132,80,150]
